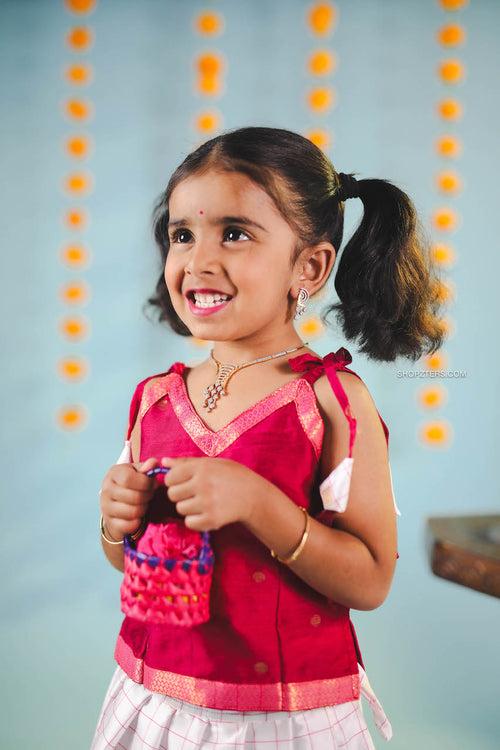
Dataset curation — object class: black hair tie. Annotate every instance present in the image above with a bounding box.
[337,172,361,201]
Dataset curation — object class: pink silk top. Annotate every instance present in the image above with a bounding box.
[113,348,400,712]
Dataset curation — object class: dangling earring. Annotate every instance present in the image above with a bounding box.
[294,287,309,320]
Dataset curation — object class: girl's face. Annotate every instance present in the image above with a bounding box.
[164,169,305,346]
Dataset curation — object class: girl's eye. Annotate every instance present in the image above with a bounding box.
[223,227,250,242]
[169,229,191,244]
[169,227,250,244]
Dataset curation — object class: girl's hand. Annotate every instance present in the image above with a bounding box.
[161,456,262,532]
[100,457,160,542]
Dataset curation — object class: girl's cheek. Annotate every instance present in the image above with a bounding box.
[164,258,178,291]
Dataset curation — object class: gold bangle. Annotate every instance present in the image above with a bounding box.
[270,506,310,564]
[99,514,146,545]
[100,514,123,545]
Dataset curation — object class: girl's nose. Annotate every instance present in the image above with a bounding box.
[185,242,222,276]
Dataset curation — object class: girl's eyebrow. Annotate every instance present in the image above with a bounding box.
[168,215,268,233]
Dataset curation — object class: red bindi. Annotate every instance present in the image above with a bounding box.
[199,210,204,215]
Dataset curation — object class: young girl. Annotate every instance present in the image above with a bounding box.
[92,126,444,749]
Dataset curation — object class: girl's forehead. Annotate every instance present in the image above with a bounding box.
[171,171,268,204]
[169,176,277,221]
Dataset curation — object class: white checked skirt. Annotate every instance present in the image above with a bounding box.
[90,662,392,749]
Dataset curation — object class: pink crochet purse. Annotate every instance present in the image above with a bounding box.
[119,374,216,625]
[120,467,215,626]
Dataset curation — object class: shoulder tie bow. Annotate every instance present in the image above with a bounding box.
[288,347,352,374]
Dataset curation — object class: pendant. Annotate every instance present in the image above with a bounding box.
[202,364,238,412]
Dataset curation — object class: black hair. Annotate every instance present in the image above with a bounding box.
[144,125,445,362]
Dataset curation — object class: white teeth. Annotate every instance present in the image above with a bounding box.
[192,293,231,308]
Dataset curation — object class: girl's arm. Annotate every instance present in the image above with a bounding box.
[100,416,142,573]
[243,372,398,611]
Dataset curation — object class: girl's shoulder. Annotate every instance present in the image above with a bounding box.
[298,347,389,447]
[125,363,185,440]
[312,367,383,457]
[134,359,189,394]
[289,345,376,437]
[314,368,375,427]
[299,349,372,429]
[312,362,365,396]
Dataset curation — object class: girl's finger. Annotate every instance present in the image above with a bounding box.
[137,457,159,473]
[184,514,210,532]
[166,478,196,502]
[109,480,155,503]
[106,501,149,521]
[175,498,201,516]
[162,462,193,487]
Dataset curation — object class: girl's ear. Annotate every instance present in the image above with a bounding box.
[297,241,336,295]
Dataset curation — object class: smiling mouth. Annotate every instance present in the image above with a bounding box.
[186,293,234,315]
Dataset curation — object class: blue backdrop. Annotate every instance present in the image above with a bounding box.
[1,1,499,748]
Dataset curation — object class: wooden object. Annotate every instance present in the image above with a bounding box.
[426,514,500,599]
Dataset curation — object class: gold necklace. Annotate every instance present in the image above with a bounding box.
[202,342,309,412]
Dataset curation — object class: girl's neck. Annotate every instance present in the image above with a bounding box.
[210,337,307,365]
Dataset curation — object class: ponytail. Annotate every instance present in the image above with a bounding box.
[323,176,446,362]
